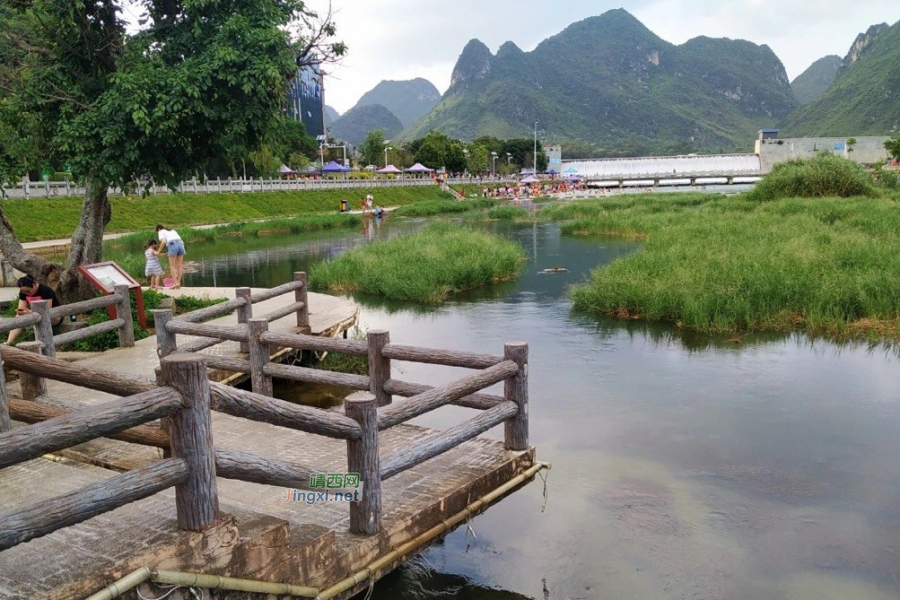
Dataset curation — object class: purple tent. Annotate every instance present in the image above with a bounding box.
[376,164,402,174]
[322,160,351,173]
[405,163,434,173]
[566,176,581,183]
[521,175,539,183]
[544,169,559,175]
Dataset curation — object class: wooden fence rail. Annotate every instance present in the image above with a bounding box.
[0,355,216,551]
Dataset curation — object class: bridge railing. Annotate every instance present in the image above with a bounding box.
[149,273,530,535]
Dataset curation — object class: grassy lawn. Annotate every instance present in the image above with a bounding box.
[309,223,526,303]
[1,186,452,242]
[545,191,900,340]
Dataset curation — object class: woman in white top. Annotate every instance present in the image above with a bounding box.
[156,224,186,288]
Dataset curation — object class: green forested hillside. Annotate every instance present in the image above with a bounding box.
[782,21,900,136]
[403,9,797,155]
[791,55,842,104]
[329,104,403,146]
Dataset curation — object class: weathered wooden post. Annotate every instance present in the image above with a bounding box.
[345,392,381,535]
[153,310,177,358]
[113,285,135,348]
[162,354,218,531]
[294,272,310,332]
[235,287,253,353]
[0,350,10,432]
[30,300,55,358]
[367,330,391,406]
[248,318,273,397]
[503,342,529,451]
[18,342,47,400]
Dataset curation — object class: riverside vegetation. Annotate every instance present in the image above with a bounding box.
[0,187,453,242]
[546,157,900,340]
[309,223,526,303]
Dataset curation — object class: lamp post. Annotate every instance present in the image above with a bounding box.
[384,146,393,169]
[533,121,539,176]
[491,152,498,174]
[506,152,513,166]
[463,148,469,176]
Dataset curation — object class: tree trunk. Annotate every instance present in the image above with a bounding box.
[0,182,110,303]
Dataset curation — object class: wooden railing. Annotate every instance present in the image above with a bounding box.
[0,273,530,553]
[0,285,135,410]
[0,349,216,551]
[149,273,530,535]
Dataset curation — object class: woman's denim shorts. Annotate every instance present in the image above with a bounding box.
[167,239,186,256]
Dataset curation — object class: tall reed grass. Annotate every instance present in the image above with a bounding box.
[549,192,900,339]
[746,152,876,201]
[310,223,526,303]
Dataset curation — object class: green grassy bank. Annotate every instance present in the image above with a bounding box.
[310,223,526,303]
[550,192,900,340]
[1,186,452,242]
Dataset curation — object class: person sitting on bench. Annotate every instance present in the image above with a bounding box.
[5,276,62,345]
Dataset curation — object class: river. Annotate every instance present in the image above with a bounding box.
[162,216,900,600]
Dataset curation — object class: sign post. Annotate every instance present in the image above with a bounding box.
[78,262,146,329]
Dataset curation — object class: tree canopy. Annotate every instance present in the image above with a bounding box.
[0,0,343,299]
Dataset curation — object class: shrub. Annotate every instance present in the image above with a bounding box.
[746,152,876,201]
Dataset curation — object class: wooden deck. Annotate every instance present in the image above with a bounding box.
[0,286,539,600]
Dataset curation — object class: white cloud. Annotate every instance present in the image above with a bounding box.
[306,0,897,114]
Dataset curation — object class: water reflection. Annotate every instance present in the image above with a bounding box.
[140,217,900,600]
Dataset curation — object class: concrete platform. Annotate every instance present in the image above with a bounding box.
[0,287,537,600]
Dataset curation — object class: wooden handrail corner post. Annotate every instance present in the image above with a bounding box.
[161,354,218,531]
[30,300,55,358]
[248,318,273,397]
[503,342,529,451]
[294,272,310,333]
[18,342,47,400]
[0,349,10,432]
[345,392,381,535]
[235,287,253,354]
[152,309,177,359]
[114,285,135,348]
[367,330,391,406]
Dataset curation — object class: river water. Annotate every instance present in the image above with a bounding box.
[172,216,900,600]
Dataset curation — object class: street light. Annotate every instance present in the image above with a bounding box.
[491,151,498,174]
[533,121,539,176]
[506,152,513,165]
[384,146,393,168]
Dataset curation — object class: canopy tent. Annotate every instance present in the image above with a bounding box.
[405,163,434,173]
[376,164,403,174]
[544,169,559,175]
[520,168,536,175]
[563,167,579,174]
[303,165,319,174]
[520,175,539,183]
[566,176,581,183]
[279,164,298,175]
[322,160,351,173]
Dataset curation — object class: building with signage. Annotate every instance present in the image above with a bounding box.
[544,145,562,171]
[286,59,326,139]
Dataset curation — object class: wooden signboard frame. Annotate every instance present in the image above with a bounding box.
[78,262,146,329]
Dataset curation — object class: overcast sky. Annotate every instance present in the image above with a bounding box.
[305,1,898,114]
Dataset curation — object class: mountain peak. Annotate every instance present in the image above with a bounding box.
[351,79,440,128]
[450,39,494,93]
[845,23,890,65]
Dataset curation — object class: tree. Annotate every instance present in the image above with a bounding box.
[0,1,344,301]
[885,136,900,160]
[465,144,488,175]
[358,129,387,167]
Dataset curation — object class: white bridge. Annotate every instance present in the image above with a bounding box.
[561,153,761,187]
